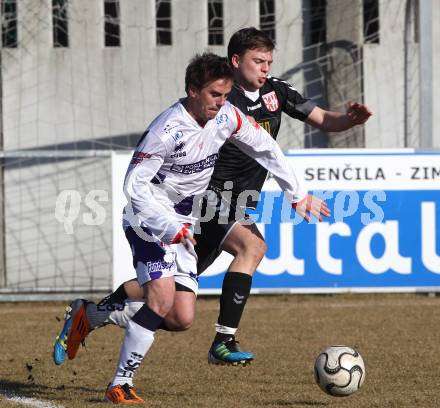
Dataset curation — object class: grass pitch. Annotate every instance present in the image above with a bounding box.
[1,294,440,407]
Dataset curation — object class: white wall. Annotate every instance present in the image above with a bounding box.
[1,0,306,151]
[432,1,440,147]
[364,0,406,147]
[271,0,304,150]
[363,0,440,149]
[2,0,439,150]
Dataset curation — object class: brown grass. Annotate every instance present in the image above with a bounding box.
[1,294,440,407]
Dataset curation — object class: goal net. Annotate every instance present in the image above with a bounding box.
[0,0,419,297]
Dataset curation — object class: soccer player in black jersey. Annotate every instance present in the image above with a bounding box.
[196,28,371,365]
[54,28,370,367]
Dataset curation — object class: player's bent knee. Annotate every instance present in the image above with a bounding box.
[252,237,267,259]
[174,317,194,331]
[147,298,174,317]
[168,287,196,330]
[164,311,195,331]
[179,310,195,330]
[238,237,267,263]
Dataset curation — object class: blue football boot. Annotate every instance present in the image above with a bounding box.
[53,299,89,365]
[208,336,254,366]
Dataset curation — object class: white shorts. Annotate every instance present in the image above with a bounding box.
[124,227,198,294]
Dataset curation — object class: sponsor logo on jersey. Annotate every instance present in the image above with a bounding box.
[174,141,185,152]
[259,120,271,134]
[130,151,151,165]
[215,113,228,125]
[262,91,279,112]
[170,153,219,174]
[171,141,187,158]
[247,103,262,111]
[170,151,187,158]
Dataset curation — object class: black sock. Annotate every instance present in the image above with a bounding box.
[98,283,128,306]
[132,304,164,331]
[157,321,171,331]
[214,272,252,343]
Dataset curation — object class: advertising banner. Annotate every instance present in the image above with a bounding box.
[112,150,440,294]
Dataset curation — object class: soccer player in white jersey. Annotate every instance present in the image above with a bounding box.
[53,53,330,403]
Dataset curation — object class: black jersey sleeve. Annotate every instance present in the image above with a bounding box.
[270,76,317,121]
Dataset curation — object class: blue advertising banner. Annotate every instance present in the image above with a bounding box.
[198,150,440,294]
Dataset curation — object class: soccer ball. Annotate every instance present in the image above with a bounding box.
[314,345,365,397]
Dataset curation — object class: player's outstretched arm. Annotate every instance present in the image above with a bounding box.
[306,103,372,132]
[292,194,331,223]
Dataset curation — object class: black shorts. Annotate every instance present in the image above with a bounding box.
[194,188,250,274]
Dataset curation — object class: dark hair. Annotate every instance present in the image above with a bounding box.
[185,52,234,93]
[227,27,275,62]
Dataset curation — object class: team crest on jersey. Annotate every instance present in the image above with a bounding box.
[262,91,279,112]
[215,114,228,125]
[171,130,183,142]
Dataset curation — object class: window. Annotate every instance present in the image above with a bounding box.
[53,0,69,47]
[307,0,326,46]
[1,0,17,48]
[259,0,275,41]
[363,0,379,43]
[208,0,223,45]
[104,0,120,47]
[156,0,172,45]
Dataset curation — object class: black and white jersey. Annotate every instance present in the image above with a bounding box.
[123,99,306,244]
[209,76,317,208]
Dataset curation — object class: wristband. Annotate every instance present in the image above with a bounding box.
[292,196,307,209]
[171,225,189,244]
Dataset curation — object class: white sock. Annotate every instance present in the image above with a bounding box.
[86,301,143,329]
[111,319,156,388]
[215,323,237,336]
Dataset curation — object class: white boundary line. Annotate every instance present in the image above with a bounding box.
[0,388,64,408]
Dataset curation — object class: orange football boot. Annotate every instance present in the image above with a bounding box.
[66,299,92,360]
[105,383,145,404]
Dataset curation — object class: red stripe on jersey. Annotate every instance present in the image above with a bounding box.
[233,107,242,133]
